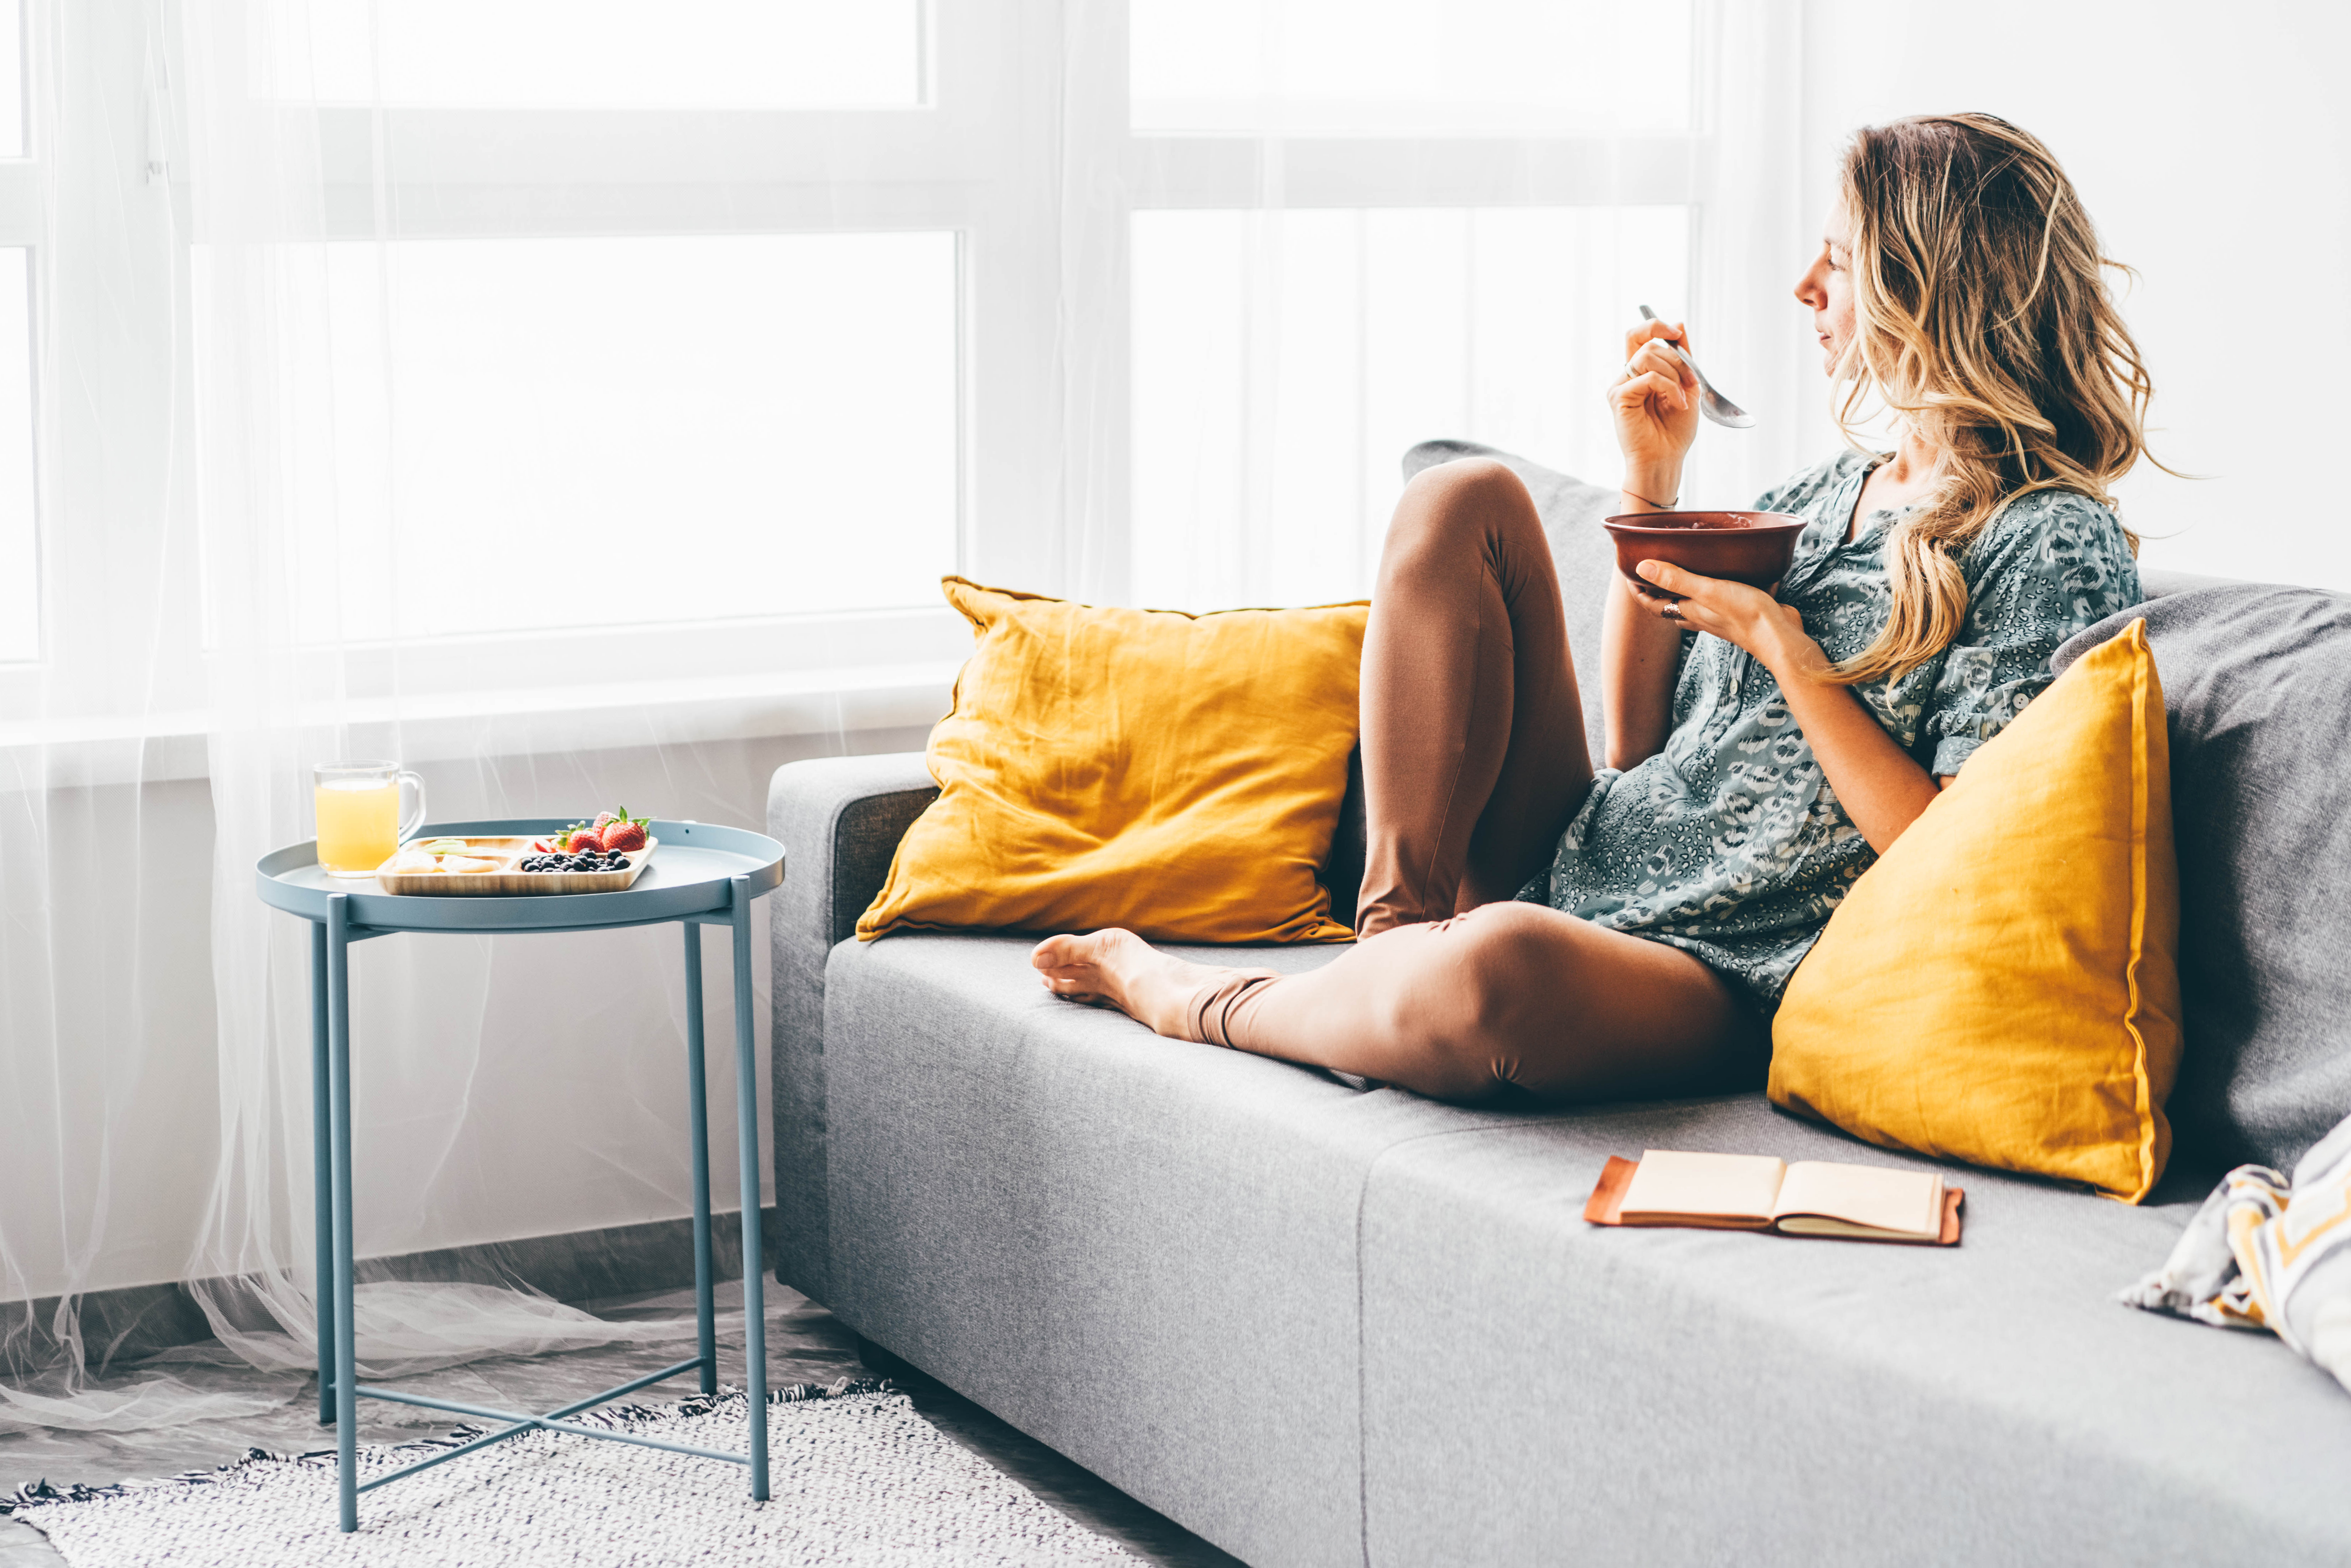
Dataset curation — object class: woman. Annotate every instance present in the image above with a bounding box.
[1032,113,2153,1103]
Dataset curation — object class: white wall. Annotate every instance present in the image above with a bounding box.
[1798,0,2351,589]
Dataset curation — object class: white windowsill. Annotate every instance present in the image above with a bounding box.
[0,660,960,791]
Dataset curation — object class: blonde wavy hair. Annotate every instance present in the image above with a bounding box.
[1826,113,2156,685]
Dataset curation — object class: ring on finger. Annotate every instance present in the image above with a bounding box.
[1662,603,1684,622]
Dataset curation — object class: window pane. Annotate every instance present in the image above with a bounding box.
[1132,207,1688,612]
[275,233,955,643]
[1132,0,1690,135]
[0,248,32,660]
[0,0,21,158]
[268,0,922,109]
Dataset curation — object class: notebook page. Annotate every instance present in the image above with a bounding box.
[1773,1162,1942,1236]
[1618,1150,1786,1222]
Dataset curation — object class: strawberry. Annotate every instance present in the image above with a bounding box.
[602,818,648,853]
[592,811,618,830]
[560,824,601,853]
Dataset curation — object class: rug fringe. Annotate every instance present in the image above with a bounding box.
[0,1377,900,1517]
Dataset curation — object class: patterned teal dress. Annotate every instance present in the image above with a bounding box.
[1526,448,2143,1012]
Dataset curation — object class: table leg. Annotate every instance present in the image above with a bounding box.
[310,919,335,1427]
[325,895,359,1533]
[729,876,768,1501]
[682,921,716,1397]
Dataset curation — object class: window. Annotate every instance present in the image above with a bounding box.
[278,232,957,642]
[0,246,30,662]
[0,0,30,664]
[236,0,967,677]
[1132,207,1688,610]
[1125,1,1700,608]
[1131,0,1688,136]
[0,0,21,157]
[10,0,1731,752]
[273,0,924,110]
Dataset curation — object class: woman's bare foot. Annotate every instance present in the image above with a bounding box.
[1031,929,1274,1043]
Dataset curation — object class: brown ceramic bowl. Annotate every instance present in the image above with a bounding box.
[1599,510,1808,598]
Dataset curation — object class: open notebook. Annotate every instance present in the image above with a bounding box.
[1584,1149,1963,1246]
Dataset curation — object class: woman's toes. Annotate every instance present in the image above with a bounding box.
[1033,932,1118,1009]
[1033,929,1143,976]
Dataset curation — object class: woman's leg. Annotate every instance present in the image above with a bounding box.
[1030,458,1759,1104]
[1356,458,1594,936]
[1031,904,1763,1103]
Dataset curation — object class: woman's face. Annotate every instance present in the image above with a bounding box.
[1795,203,1857,376]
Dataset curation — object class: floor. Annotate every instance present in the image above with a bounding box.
[0,1282,1241,1567]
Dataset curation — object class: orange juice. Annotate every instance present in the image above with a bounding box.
[316,779,400,874]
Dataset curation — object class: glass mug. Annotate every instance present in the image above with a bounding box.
[314,761,428,877]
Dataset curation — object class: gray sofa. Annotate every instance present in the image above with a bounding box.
[767,443,2351,1566]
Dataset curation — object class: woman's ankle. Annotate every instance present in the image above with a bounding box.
[1183,971,1281,1048]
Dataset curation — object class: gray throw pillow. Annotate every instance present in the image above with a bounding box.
[2053,585,2351,1174]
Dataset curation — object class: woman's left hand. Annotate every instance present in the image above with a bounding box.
[1629,559,1827,683]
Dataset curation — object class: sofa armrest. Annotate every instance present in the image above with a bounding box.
[766,752,939,1303]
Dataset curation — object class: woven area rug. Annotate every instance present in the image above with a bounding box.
[1,1380,1130,1566]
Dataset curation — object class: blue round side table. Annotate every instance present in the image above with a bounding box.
[255,818,785,1532]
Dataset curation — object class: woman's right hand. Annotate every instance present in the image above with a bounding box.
[1609,318,1701,502]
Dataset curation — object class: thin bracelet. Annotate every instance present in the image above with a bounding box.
[1623,487,1679,510]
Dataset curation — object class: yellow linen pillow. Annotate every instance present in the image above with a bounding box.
[856,577,1366,945]
[1769,618,2182,1202]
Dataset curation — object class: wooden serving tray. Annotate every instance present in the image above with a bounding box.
[373,836,657,897]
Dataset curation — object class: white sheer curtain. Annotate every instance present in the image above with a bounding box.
[0,0,1803,1436]
[179,1,738,1407]
[1123,0,1808,611]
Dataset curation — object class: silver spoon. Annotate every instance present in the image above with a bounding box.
[1638,304,1755,429]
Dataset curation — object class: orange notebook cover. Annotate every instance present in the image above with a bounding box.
[1584,1153,1963,1246]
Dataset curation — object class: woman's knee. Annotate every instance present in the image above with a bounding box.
[1384,458,1538,566]
[1376,903,1570,1098]
[1449,902,1570,1023]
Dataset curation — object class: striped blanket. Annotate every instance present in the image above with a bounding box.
[2121,1112,2351,1394]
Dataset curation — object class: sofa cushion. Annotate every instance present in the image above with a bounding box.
[823,932,1472,1568]
[1358,1097,2351,1567]
[2054,585,2351,1173]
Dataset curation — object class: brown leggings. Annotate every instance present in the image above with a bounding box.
[1193,458,1765,1103]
